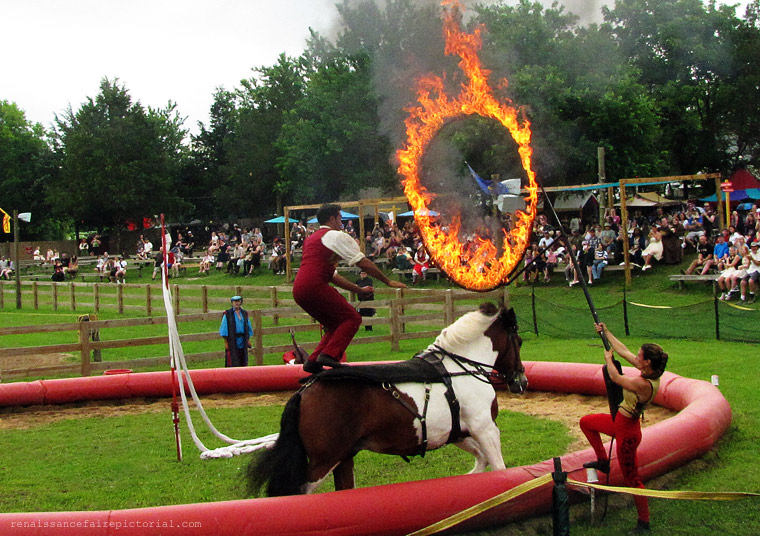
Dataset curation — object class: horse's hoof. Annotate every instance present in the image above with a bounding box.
[303,360,323,374]
[316,354,346,368]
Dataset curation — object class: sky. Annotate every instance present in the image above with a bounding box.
[3,0,754,134]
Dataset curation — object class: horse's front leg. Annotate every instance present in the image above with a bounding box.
[469,422,506,471]
[454,437,489,474]
[332,457,355,491]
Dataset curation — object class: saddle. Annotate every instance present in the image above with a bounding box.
[308,353,463,458]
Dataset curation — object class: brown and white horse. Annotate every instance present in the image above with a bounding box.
[247,302,527,496]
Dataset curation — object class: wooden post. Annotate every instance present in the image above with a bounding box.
[444,289,455,326]
[145,285,152,316]
[715,176,726,231]
[620,181,631,288]
[94,283,100,312]
[70,282,76,311]
[33,281,38,309]
[252,310,264,366]
[173,284,180,315]
[502,285,510,308]
[390,299,401,352]
[271,286,279,325]
[52,283,58,311]
[0,281,4,309]
[79,316,92,377]
[358,202,367,255]
[201,285,208,313]
[13,210,21,309]
[117,284,124,314]
[597,147,606,224]
[395,288,405,333]
[284,208,293,283]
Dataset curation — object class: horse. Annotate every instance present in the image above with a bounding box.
[246,302,527,496]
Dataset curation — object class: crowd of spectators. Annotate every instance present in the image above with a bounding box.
[521,200,760,298]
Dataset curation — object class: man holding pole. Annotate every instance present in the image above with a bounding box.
[294,204,406,374]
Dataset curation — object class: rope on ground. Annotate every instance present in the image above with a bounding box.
[160,270,279,459]
[568,479,760,500]
[406,473,553,536]
[722,301,754,311]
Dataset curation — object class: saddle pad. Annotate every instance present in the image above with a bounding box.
[311,357,446,385]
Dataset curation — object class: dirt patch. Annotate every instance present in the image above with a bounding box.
[0,389,673,445]
[1,352,76,371]
[497,391,674,452]
[0,392,292,430]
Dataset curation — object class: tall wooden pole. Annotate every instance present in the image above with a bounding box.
[14,210,21,309]
[714,176,726,231]
[598,147,606,224]
[619,183,631,288]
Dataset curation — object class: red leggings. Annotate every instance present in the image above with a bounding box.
[293,283,361,362]
[580,412,649,523]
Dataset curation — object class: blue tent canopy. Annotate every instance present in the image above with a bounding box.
[264,216,299,224]
[398,209,440,217]
[307,210,360,224]
[699,189,758,202]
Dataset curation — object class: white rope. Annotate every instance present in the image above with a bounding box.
[160,270,278,458]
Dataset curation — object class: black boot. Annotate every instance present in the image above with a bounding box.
[302,359,323,374]
[316,353,345,368]
[583,459,610,474]
[629,520,650,534]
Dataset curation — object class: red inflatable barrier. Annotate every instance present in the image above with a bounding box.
[0,362,731,536]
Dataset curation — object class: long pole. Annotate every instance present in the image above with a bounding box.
[14,210,21,309]
[163,214,182,462]
[537,185,610,351]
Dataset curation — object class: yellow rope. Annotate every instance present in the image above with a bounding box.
[406,474,760,536]
[568,479,760,500]
[628,301,673,309]
[406,473,553,536]
[722,301,754,311]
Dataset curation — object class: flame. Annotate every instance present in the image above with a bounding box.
[396,1,538,291]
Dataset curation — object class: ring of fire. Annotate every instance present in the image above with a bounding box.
[396,5,538,292]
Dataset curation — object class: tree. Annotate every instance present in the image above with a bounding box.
[0,101,58,240]
[50,78,188,251]
[276,53,397,204]
[603,0,760,172]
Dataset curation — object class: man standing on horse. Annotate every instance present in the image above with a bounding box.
[219,295,254,367]
[294,204,406,373]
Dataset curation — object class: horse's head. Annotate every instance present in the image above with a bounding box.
[482,303,528,394]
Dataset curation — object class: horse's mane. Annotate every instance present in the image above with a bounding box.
[432,306,497,350]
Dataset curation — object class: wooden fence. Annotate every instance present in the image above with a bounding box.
[0,285,509,380]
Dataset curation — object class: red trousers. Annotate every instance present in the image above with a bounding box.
[293,283,361,362]
[580,412,649,523]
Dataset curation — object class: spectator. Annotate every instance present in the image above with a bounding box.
[110,256,127,284]
[717,246,742,300]
[684,235,713,275]
[270,239,286,275]
[682,209,705,250]
[710,236,730,272]
[640,227,663,271]
[355,269,376,331]
[0,257,14,280]
[591,242,609,282]
[51,263,66,282]
[78,238,89,257]
[545,244,560,283]
[199,249,214,275]
[412,243,430,284]
[565,244,582,287]
[395,247,414,270]
[739,241,760,303]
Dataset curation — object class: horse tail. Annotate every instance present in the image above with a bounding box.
[246,390,309,497]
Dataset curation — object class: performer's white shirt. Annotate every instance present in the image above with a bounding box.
[320,226,365,265]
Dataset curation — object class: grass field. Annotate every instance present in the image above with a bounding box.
[1,260,759,534]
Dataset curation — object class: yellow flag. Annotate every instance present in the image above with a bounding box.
[0,208,10,234]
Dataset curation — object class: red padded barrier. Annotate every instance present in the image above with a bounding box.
[0,362,731,536]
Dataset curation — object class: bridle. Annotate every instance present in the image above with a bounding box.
[427,321,523,388]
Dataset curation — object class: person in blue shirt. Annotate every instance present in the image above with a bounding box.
[219,295,254,367]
